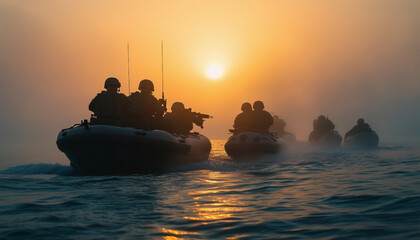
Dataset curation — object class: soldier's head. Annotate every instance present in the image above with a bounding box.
[139,79,154,93]
[357,118,365,125]
[317,115,327,121]
[278,118,286,128]
[241,102,252,112]
[253,101,265,110]
[171,102,185,113]
[104,77,121,92]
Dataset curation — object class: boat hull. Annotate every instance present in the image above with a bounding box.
[314,131,342,148]
[225,132,282,159]
[344,131,379,147]
[278,132,296,143]
[57,125,211,174]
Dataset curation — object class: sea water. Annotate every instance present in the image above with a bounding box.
[0,141,419,239]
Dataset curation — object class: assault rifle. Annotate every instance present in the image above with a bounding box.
[159,98,167,113]
[184,108,212,128]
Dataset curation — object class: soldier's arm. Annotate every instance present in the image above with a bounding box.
[192,115,204,127]
[89,96,98,112]
[268,112,274,125]
[346,126,357,137]
[121,94,131,109]
[154,98,164,117]
[233,115,240,128]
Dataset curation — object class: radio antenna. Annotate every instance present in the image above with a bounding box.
[161,40,164,100]
[160,40,168,113]
[127,42,131,95]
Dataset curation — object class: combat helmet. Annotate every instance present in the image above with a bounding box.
[253,101,265,110]
[171,102,185,112]
[139,79,154,91]
[104,77,121,89]
[241,102,252,112]
[317,115,327,121]
[273,115,286,128]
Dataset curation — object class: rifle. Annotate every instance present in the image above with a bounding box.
[184,108,212,128]
[160,40,167,113]
[159,97,167,113]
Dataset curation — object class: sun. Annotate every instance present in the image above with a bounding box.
[206,64,223,80]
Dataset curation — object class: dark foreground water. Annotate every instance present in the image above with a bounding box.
[0,141,419,239]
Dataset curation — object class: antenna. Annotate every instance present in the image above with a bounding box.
[161,40,164,100]
[127,42,131,95]
[159,40,167,113]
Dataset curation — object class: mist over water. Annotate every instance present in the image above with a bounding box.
[1,1,420,157]
[0,1,419,238]
[1,141,419,239]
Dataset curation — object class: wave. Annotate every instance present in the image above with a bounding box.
[0,163,74,175]
[363,195,420,213]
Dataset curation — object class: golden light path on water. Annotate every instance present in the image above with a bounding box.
[160,171,248,239]
[157,157,328,239]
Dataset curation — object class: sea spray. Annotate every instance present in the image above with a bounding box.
[0,163,73,175]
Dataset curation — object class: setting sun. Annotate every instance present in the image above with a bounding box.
[206,64,223,79]
[0,1,419,240]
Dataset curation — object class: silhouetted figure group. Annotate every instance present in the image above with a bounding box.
[270,115,294,138]
[90,77,376,140]
[308,115,336,143]
[89,77,209,134]
[345,118,372,139]
[232,101,273,133]
[308,116,376,144]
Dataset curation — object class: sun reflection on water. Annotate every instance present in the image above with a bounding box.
[183,172,247,223]
[183,194,245,221]
[161,227,199,239]
[226,234,250,239]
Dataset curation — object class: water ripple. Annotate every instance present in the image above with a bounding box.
[0,142,419,239]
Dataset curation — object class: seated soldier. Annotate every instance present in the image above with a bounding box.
[164,102,204,134]
[233,102,252,133]
[128,79,165,129]
[89,77,130,126]
[248,101,274,133]
[345,118,373,139]
[308,119,319,143]
[317,115,335,133]
[270,115,292,137]
[317,115,335,136]
[308,115,336,143]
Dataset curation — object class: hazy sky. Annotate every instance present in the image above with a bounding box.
[0,0,419,162]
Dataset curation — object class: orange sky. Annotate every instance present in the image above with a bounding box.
[0,0,420,157]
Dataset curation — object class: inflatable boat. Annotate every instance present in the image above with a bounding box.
[277,132,296,143]
[313,131,342,148]
[56,121,211,174]
[344,131,379,147]
[224,132,283,159]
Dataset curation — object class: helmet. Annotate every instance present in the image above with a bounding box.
[253,101,264,110]
[357,118,365,124]
[241,102,252,112]
[317,115,327,121]
[278,118,286,128]
[139,79,154,91]
[104,77,121,89]
[171,102,185,112]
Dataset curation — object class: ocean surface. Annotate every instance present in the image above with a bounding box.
[0,140,419,239]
